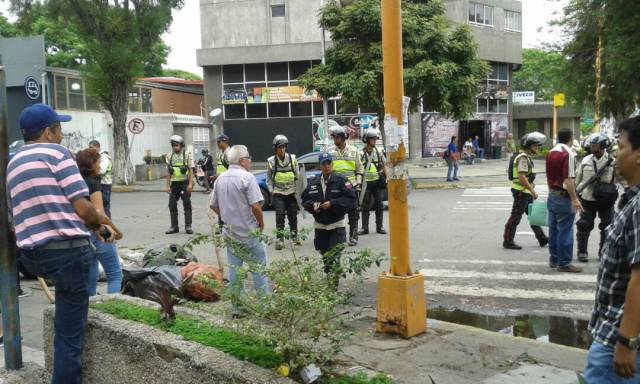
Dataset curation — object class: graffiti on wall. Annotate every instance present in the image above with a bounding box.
[491,115,509,148]
[312,115,379,151]
[421,113,459,158]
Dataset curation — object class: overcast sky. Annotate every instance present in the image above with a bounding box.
[2,0,569,77]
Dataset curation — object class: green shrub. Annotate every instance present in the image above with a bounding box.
[327,373,394,384]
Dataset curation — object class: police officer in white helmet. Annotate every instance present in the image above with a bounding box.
[165,135,195,234]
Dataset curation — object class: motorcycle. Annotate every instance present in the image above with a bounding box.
[195,159,214,191]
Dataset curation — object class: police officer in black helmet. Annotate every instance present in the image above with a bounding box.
[165,135,195,234]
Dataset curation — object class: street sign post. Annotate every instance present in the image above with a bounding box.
[124,118,145,184]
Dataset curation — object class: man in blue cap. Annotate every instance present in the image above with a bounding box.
[301,152,356,288]
[7,104,111,384]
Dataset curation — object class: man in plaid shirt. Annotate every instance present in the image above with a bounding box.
[586,116,640,382]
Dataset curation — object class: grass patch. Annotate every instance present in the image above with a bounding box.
[91,299,282,369]
[327,373,393,384]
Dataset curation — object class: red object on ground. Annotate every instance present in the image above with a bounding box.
[181,262,224,302]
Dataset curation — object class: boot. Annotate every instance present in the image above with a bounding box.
[576,231,590,259]
[185,225,193,235]
[184,209,193,234]
[358,228,369,235]
[375,210,386,234]
[577,253,589,263]
[359,212,370,236]
[503,241,522,250]
[349,227,358,246]
[166,212,179,234]
[532,227,548,247]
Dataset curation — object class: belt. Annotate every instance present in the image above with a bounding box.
[550,189,569,196]
[37,238,91,250]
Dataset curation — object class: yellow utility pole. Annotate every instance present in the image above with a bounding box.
[376,0,426,338]
[593,27,603,133]
[553,93,565,145]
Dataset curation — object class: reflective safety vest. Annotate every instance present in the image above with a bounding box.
[362,148,383,182]
[168,151,189,182]
[216,149,229,175]
[330,145,359,183]
[269,154,297,191]
[511,153,534,194]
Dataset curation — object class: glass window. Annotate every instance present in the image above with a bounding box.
[86,93,100,111]
[469,3,493,26]
[498,63,509,81]
[289,61,311,80]
[267,62,288,82]
[224,104,245,119]
[489,62,498,79]
[312,101,324,116]
[247,103,267,118]
[128,88,141,112]
[267,81,288,88]
[498,99,508,113]
[245,63,265,82]
[268,102,289,118]
[141,88,153,113]
[271,5,285,17]
[505,10,522,32]
[54,75,67,110]
[468,4,475,23]
[489,99,498,113]
[477,98,488,113]
[67,78,84,109]
[291,102,312,117]
[483,5,493,26]
[337,100,359,115]
[223,65,243,83]
[246,83,266,103]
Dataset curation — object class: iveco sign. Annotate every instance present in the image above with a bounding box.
[513,91,535,104]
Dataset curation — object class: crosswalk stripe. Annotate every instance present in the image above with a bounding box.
[419,258,551,266]
[419,268,596,283]
[425,282,595,301]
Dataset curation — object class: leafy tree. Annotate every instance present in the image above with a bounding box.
[11,0,184,184]
[555,0,640,120]
[512,48,567,102]
[161,68,202,81]
[298,0,487,130]
[0,13,20,37]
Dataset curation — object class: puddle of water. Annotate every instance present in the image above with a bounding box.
[428,309,592,350]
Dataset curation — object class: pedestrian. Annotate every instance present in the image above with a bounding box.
[210,145,269,311]
[88,140,113,218]
[213,133,230,183]
[546,128,583,272]
[585,116,640,383]
[267,134,300,250]
[503,132,549,250]
[463,137,475,165]
[165,135,194,235]
[7,103,113,384]
[76,148,124,295]
[359,128,387,235]
[328,125,363,246]
[301,153,356,288]
[200,148,215,193]
[445,136,460,182]
[473,135,485,160]
[575,133,618,262]
[505,132,517,160]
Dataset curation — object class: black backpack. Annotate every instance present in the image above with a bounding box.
[507,152,520,181]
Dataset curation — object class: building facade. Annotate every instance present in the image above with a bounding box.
[197,0,523,160]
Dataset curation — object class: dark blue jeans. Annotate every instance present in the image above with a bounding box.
[20,245,94,384]
[548,192,576,267]
[101,184,112,218]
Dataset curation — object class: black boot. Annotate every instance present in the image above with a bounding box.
[349,227,358,246]
[359,211,370,236]
[166,212,179,234]
[185,208,193,234]
[358,228,369,235]
[503,241,522,250]
[577,230,590,258]
[375,210,386,234]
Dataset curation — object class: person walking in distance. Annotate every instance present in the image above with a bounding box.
[89,140,113,218]
[301,153,356,288]
[200,148,215,193]
[503,132,549,250]
[328,125,363,246]
[267,134,300,250]
[165,135,194,234]
[584,116,640,382]
[546,128,583,272]
[575,133,618,262]
[8,104,113,384]
[359,128,387,235]
[445,136,460,182]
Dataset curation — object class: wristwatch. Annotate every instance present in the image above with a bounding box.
[617,334,640,350]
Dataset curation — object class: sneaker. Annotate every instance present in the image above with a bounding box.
[453,177,461,181]
[558,264,583,273]
[165,227,179,234]
[358,228,369,236]
[577,253,589,263]
[503,242,522,250]
[18,288,30,298]
[376,228,387,235]
[185,226,194,235]
[348,238,358,247]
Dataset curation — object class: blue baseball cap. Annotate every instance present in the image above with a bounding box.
[319,152,332,164]
[19,104,72,136]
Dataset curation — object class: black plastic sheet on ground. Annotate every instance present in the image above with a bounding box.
[121,265,184,303]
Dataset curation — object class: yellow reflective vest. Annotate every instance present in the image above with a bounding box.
[511,153,534,194]
[167,151,189,182]
[329,144,363,184]
[362,147,384,182]
[267,154,298,194]
[216,148,229,175]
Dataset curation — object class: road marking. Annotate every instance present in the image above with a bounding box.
[425,282,595,301]
[419,268,596,283]
[419,258,551,266]
[453,208,511,211]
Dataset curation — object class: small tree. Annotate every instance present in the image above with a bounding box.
[11,0,183,184]
[512,48,569,102]
[298,0,487,132]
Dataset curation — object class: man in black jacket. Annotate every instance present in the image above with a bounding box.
[302,153,356,287]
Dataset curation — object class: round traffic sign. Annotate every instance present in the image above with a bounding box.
[128,118,145,134]
[24,76,41,100]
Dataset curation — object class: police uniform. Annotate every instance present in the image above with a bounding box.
[360,146,386,234]
[575,152,617,258]
[328,144,363,243]
[216,147,230,176]
[503,151,548,246]
[267,153,299,241]
[99,150,113,218]
[166,150,195,231]
[301,157,356,285]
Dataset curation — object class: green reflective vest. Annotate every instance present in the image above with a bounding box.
[168,152,188,182]
[511,153,534,194]
[269,154,297,190]
[216,149,229,175]
[330,145,358,183]
[362,148,383,182]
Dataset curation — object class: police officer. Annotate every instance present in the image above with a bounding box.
[165,135,195,234]
[301,153,356,288]
[214,134,231,182]
[201,149,215,193]
[359,129,387,235]
[575,133,617,262]
[328,125,363,246]
[503,132,549,250]
[267,135,300,250]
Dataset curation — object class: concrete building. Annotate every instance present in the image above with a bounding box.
[513,102,582,147]
[197,0,523,160]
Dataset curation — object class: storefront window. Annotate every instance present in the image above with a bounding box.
[224,104,245,119]
[268,102,289,118]
[54,75,67,110]
[247,103,267,119]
